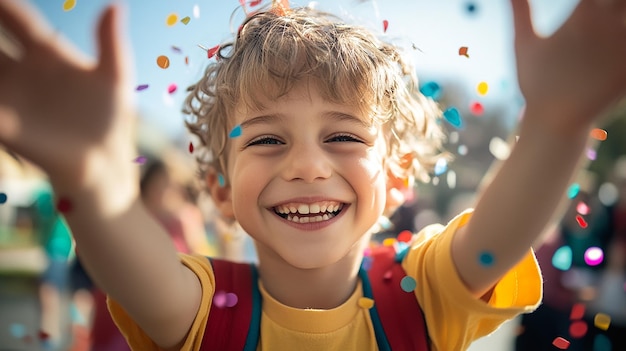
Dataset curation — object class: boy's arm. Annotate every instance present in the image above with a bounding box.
[0,2,201,348]
[451,0,626,297]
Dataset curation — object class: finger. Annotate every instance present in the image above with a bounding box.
[0,0,51,51]
[96,3,129,80]
[510,0,535,44]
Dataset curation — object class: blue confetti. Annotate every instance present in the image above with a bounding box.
[478,251,495,266]
[443,107,463,128]
[433,158,448,176]
[0,192,7,204]
[362,256,373,271]
[400,276,417,292]
[593,334,612,351]
[229,124,242,138]
[420,81,442,101]
[567,183,580,199]
[9,323,26,338]
[217,173,225,187]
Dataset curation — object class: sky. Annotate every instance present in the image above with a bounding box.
[28,0,578,140]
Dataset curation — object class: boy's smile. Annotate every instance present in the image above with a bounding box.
[224,81,388,269]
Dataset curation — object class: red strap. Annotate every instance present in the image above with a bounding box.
[201,258,253,351]
[368,246,430,351]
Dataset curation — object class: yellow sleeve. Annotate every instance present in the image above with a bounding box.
[402,209,543,351]
[107,253,216,351]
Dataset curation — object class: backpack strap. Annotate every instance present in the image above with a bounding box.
[202,258,261,351]
[362,245,430,351]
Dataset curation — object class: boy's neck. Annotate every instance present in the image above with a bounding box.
[254,239,368,310]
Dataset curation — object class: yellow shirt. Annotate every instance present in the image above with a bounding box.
[109,210,542,350]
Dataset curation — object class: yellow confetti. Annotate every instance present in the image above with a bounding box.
[181,16,191,25]
[62,0,76,11]
[166,13,178,27]
[358,297,375,309]
[594,313,611,330]
[382,238,396,247]
[477,81,489,95]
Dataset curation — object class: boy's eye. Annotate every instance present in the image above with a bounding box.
[246,136,283,146]
[327,134,362,143]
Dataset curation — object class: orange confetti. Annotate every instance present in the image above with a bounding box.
[272,0,290,15]
[459,46,469,58]
[590,128,607,141]
[156,55,170,69]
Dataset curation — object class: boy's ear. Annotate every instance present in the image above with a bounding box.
[206,168,235,219]
[385,170,415,216]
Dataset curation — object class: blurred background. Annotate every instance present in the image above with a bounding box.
[1,0,625,350]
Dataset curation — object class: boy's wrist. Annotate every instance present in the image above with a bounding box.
[518,104,594,142]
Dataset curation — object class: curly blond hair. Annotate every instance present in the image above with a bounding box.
[183,5,447,187]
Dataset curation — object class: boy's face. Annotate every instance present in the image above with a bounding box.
[223,81,388,269]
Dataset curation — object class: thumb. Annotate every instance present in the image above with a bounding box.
[510,0,535,45]
[96,3,128,79]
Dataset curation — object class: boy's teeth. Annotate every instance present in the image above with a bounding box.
[275,201,343,218]
[287,213,335,223]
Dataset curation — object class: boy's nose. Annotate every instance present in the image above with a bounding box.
[281,143,332,183]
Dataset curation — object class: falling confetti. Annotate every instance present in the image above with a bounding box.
[156,55,170,69]
[552,337,570,349]
[207,45,220,59]
[250,0,263,6]
[400,276,417,292]
[193,5,200,18]
[133,156,147,164]
[229,124,242,138]
[166,13,179,27]
[433,158,448,176]
[443,107,463,128]
[465,2,478,14]
[575,215,588,228]
[569,320,588,339]
[586,148,597,161]
[590,128,607,141]
[584,247,604,266]
[570,303,585,320]
[594,313,611,330]
[478,251,495,266]
[63,0,76,11]
[420,81,442,100]
[136,84,149,91]
[458,46,469,58]
[217,173,226,187]
[56,197,72,213]
[489,137,511,160]
[9,323,26,338]
[181,16,191,25]
[382,20,389,32]
[171,46,182,54]
[382,238,396,247]
[213,291,238,308]
[576,201,590,215]
[567,183,580,199]
[397,230,412,243]
[552,245,573,271]
[477,81,489,95]
[167,83,178,94]
[358,297,374,309]
[362,256,373,271]
[457,145,468,155]
[38,330,50,341]
[593,334,612,350]
[469,101,484,116]
[0,192,7,204]
[185,56,189,65]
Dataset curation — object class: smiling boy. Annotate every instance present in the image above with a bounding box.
[1,0,626,350]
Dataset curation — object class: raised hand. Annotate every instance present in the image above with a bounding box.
[0,1,136,188]
[511,0,626,131]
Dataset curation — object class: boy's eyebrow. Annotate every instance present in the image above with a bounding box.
[239,114,284,129]
[239,111,369,129]
[322,111,371,128]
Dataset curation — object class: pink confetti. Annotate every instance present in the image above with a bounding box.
[167,83,177,94]
[469,101,484,116]
[576,201,590,215]
[552,337,570,349]
[250,0,262,6]
[189,142,194,153]
[382,20,389,32]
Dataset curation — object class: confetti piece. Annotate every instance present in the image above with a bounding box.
[478,251,495,266]
[576,201,590,215]
[189,142,194,153]
[213,291,227,307]
[382,19,389,32]
[586,148,597,161]
[362,256,373,271]
[250,0,263,6]
[552,245,573,271]
[133,156,147,164]
[443,107,463,128]
[567,183,580,199]
[569,320,588,338]
[400,276,417,292]
[9,323,26,338]
[56,197,72,213]
[171,46,182,54]
[584,247,604,266]
[38,330,50,340]
[379,216,392,230]
[382,238,396,247]
[193,5,200,18]
[420,81,442,100]
[593,334,612,350]
[136,84,149,91]
[156,55,170,69]
[570,303,585,320]
[383,270,393,280]
[590,128,607,141]
[459,46,469,58]
[358,297,375,309]
[185,56,189,65]
[207,45,220,59]
[469,101,484,115]
[167,83,177,94]
[552,337,570,349]
[229,124,242,138]
[489,137,511,160]
[0,192,7,204]
[225,292,238,307]
[217,173,225,187]
[457,145,468,155]
[594,313,611,330]
[575,215,588,228]
[63,0,76,12]
[166,13,178,27]
[181,16,191,25]
[477,81,489,95]
[465,2,478,14]
[433,158,448,176]
[397,230,412,243]
[447,170,457,189]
